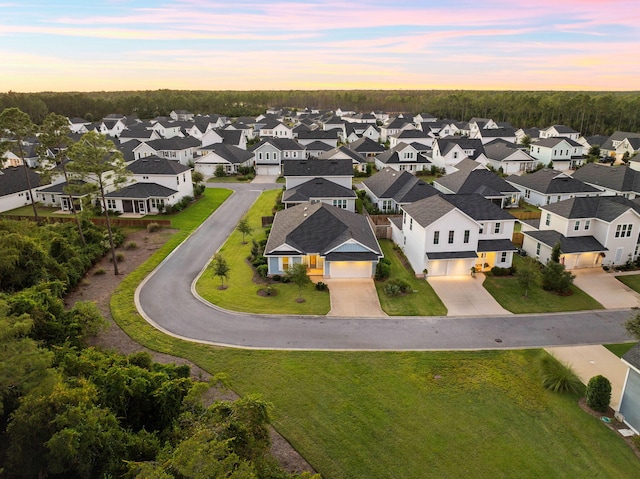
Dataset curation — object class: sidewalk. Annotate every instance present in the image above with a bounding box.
[545,345,628,410]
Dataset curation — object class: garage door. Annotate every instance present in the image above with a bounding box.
[446,259,474,276]
[329,261,373,278]
[256,165,280,176]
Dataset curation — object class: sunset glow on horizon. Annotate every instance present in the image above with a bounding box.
[1,1,639,93]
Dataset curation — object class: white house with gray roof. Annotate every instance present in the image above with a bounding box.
[506,168,601,206]
[478,140,537,175]
[431,137,485,173]
[529,137,584,170]
[0,166,41,213]
[361,168,439,214]
[391,194,517,276]
[571,163,640,199]
[539,125,580,141]
[264,202,382,279]
[194,144,253,176]
[251,138,305,176]
[520,196,640,269]
[619,343,640,434]
[374,143,431,174]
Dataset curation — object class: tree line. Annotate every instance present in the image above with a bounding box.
[0,219,318,478]
[2,89,639,136]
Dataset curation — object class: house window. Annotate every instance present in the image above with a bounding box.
[409,218,413,231]
[615,224,633,238]
[479,223,484,234]
[258,152,263,160]
[500,251,507,263]
[266,152,270,160]
[584,220,590,230]
[494,222,501,234]
[574,221,580,231]
[464,230,470,244]
[332,199,347,209]
[556,196,561,203]
[281,257,289,271]
[546,196,551,205]
[177,177,180,185]
[403,212,406,224]
[536,242,541,257]
[525,189,530,199]
[382,200,392,212]
[433,231,439,244]
[448,230,454,244]
[106,199,116,210]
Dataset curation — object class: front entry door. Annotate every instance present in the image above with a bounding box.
[309,255,317,269]
[138,201,146,215]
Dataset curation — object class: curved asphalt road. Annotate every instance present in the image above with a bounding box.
[136,182,634,351]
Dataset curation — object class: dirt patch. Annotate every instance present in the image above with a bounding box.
[65,227,315,475]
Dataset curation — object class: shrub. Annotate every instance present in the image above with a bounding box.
[383,278,410,296]
[252,256,267,268]
[541,260,575,293]
[256,264,268,278]
[272,274,281,282]
[193,183,206,197]
[375,258,391,280]
[93,268,106,275]
[281,275,290,283]
[585,375,612,412]
[538,353,584,394]
[125,241,138,250]
[147,222,161,233]
[315,281,328,291]
[490,266,512,276]
[116,252,125,262]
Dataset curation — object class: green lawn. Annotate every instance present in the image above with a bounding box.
[195,190,330,315]
[109,193,640,479]
[1,204,68,217]
[375,239,447,316]
[604,343,636,357]
[483,257,603,313]
[616,274,640,293]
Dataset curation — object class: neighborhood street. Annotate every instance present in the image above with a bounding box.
[136,182,634,351]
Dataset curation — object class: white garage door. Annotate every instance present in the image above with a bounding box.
[329,261,373,278]
[446,259,474,276]
[256,165,280,176]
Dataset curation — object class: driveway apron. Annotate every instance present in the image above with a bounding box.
[572,269,640,309]
[545,345,629,409]
[428,273,511,316]
[324,279,387,317]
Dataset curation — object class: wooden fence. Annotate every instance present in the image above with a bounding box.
[509,211,542,221]
[366,213,402,239]
[512,232,524,247]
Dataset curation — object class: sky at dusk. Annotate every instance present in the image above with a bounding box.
[1,0,639,92]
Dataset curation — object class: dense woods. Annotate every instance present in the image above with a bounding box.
[0,219,316,479]
[1,90,639,135]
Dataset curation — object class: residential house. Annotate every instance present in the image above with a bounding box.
[99,117,127,137]
[431,137,485,173]
[319,146,368,173]
[37,179,88,212]
[150,120,184,139]
[348,136,386,158]
[506,168,600,206]
[68,117,92,134]
[374,143,431,174]
[389,129,434,149]
[515,127,541,145]
[0,166,41,213]
[571,163,640,199]
[601,132,640,162]
[413,113,437,123]
[380,117,415,143]
[141,137,201,165]
[296,129,340,148]
[521,195,640,268]
[361,168,439,213]
[259,119,293,139]
[475,127,517,145]
[304,141,333,159]
[119,125,161,144]
[251,138,305,175]
[194,144,253,176]
[282,158,353,190]
[434,166,520,208]
[479,139,538,175]
[619,343,640,434]
[170,110,195,121]
[539,125,580,141]
[529,137,584,170]
[390,194,517,276]
[264,202,382,278]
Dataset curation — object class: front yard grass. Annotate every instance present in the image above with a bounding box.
[483,258,604,313]
[616,273,640,293]
[110,192,640,479]
[604,343,636,357]
[195,189,330,315]
[375,239,447,316]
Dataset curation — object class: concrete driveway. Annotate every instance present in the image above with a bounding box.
[324,279,387,317]
[428,273,511,317]
[545,345,629,409]
[251,175,280,184]
[572,269,640,309]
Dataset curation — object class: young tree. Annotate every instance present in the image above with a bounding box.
[520,134,532,149]
[286,262,311,301]
[215,164,226,177]
[585,375,612,412]
[212,253,230,289]
[66,131,131,275]
[517,256,540,298]
[0,107,40,221]
[191,170,204,185]
[542,242,575,294]
[38,112,87,245]
[237,218,253,244]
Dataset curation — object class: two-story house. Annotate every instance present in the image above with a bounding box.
[431,137,485,173]
[571,163,640,199]
[361,168,439,214]
[506,168,600,206]
[374,143,431,173]
[529,137,584,170]
[251,138,305,176]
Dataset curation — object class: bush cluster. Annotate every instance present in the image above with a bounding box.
[383,278,411,296]
[315,281,328,291]
[490,266,516,276]
[538,353,584,394]
[375,258,391,280]
[146,222,161,233]
[585,375,612,412]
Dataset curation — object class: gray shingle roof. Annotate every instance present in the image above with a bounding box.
[282,178,356,202]
[375,150,430,166]
[283,158,353,177]
[105,182,178,199]
[571,163,640,194]
[600,131,640,151]
[533,137,582,148]
[127,156,191,175]
[436,169,518,196]
[145,137,200,151]
[403,195,456,227]
[0,166,41,197]
[362,169,438,203]
[483,140,532,162]
[477,239,518,252]
[443,194,516,221]
[348,137,386,154]
[199,144,253,164]
[506,169,600,194]
[318,146,367,164]
[251,138,304,151]
[522,230,608,253]
[265,202,380,256]
[623,343,640,369]
[542,195,640,222]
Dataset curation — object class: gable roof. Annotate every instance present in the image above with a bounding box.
[145,137,200,151]
[523,230,608,254]
[506,168,600,194]
[601,131,640,151]
[483,140,532,162]
[127,156,191,175]
[348,136,386,154]
[542,195,640,222]
[443,194,516,221]
[623,343,640,369]
[0,166,41,197]
[362,168,439,203]
[533,137,582,148]
[403,195,457,227]
[435,137,485,159]
[436,169,518,196]
[318,146,367,164]
[198,144,253,164]
[282,158,353,177]
[105,182,178,199]
[251,138,304,151]
[282,178,356,202]
[265,202,380,256]
[571,163,640,193]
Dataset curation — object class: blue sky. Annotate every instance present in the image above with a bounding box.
[1,0,639,91]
